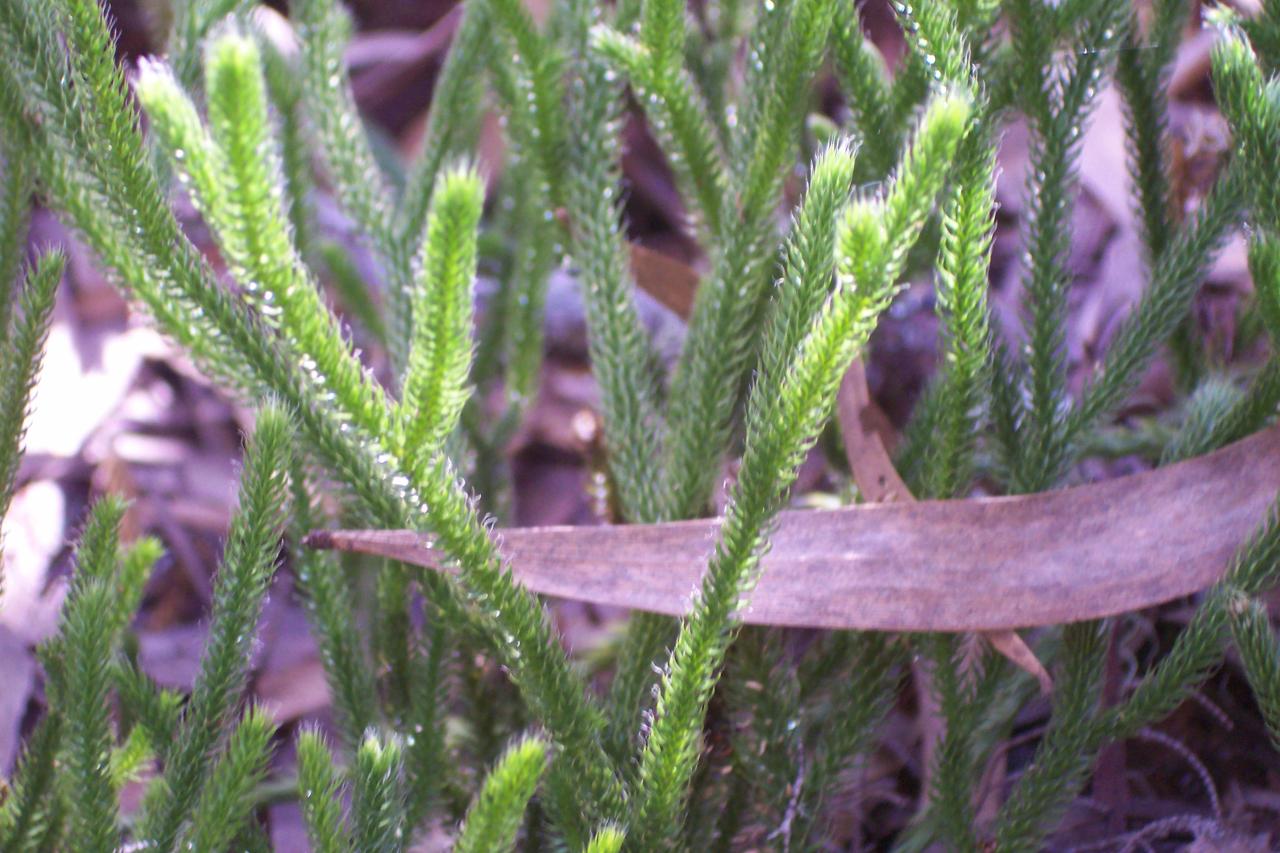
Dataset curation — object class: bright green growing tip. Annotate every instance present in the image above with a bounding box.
[928,86,974,132]
[583,825,627,853]
[352,730,407,853]
[205,24,259,71]
[1205,5,1243,34]
[454,735,549,853]
[400,162,484,457]
[295,729,350,853]
[811,138,860,187]
[837,198,887,283]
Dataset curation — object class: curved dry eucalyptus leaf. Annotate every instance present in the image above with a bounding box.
[307,423,1280,632]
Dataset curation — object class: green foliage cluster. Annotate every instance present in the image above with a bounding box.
[0,0,1278,849]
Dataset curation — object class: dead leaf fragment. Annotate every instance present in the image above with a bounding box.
[308,422,1280,633]
[0,480,67,645]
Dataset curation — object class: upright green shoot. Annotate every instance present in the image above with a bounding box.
[399,167,484,457]
[351,733,407,853]
[178,708,279,853]
[296,730,352,853]
[57,580,118,853]
[292,0,406,368]
[394,2,491,254]
[0,252,63,579]
[1230,596,1280,750]
[136,406,292,850]
[289,459,378,749]
[0,144,32,339]
[633,94,970,845]
[454,736,549,853]
[1006,0,1126,492]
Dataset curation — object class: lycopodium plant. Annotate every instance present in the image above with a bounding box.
[2,0,1280,849]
